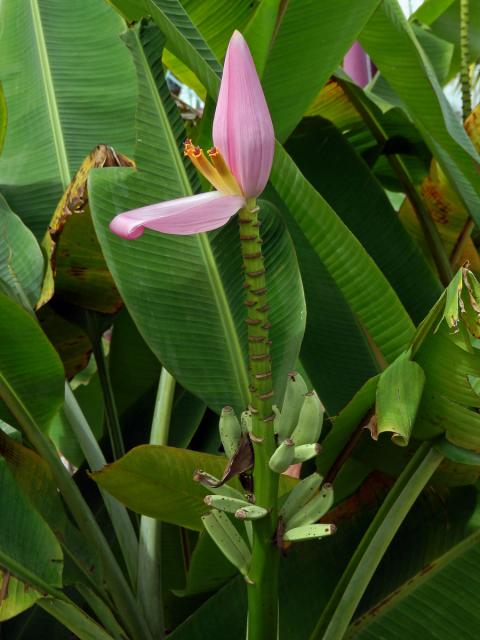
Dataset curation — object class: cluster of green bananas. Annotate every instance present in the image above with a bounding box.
[199,471,336,580]
[271,372,325,472]
[193,373,335,580]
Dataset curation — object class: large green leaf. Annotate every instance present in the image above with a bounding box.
[270,142,415,366]
[280,206,380,414]
[92,445,251,531]
[0,293,64,432]
[284,117,441,324]
[90,22,305,413]
[261,0,381,140]
[360,0,480,225]
[0,194,44,310]
[93,444,295,531]
[0,0,136,238]
[351,527,480,639]
[0,459,63,620]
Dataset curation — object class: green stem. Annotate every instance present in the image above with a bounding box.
[460,0,471,122]
[240,200,280,640]
[85,311,125,459]
[339,79,453,287]
[0,377,152,640]
[309,443,443,640]
[137,368,175,639]
[63,383,139,589]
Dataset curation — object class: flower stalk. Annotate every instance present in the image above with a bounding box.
[240,199,280,640]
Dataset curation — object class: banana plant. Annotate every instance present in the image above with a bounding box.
[1,0,480,639]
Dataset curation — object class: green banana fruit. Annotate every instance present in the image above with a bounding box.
[234,505,269,520]
[291,391,324,446]
[269,438,295,473]
[293,443,322,463]
[204,494,252,514]
[219,406,242,458]
[283,523,336,542]
[275,371,308,441]
[286,483,334,530]
[241,409,252,434]
[201,510,251,577]
[279,472,323,523]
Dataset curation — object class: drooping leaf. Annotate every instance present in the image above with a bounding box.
[92,445,246,531]
[92,444,295,531]
[0,0,137,237]
[38,144,134,313]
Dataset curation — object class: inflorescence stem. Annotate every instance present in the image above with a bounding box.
[239,199,280,640]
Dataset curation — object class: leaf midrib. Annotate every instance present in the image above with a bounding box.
[30,0,70,189]
[134,29,250,406]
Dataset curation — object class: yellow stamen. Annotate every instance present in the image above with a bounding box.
[182,140,242,196]
[208,147,243,195]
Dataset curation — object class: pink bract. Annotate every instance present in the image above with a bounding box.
[109,192,245,239]
[213,31,274,199]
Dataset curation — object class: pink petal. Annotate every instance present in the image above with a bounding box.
[343,42,372,88]
[213,31,274,199]
[109,191,245,239]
